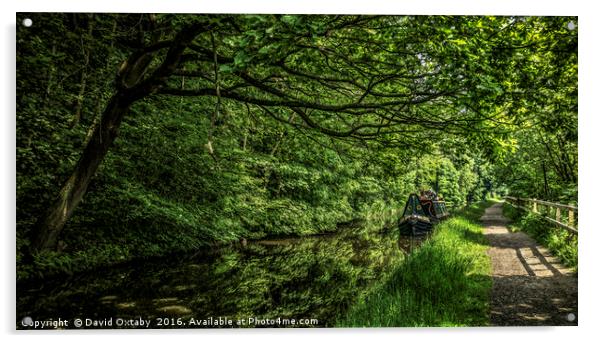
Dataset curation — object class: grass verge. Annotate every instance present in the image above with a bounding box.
[502,203,577,271]
[336,200,495,327]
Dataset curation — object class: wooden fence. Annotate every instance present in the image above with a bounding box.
[504,196,578,234]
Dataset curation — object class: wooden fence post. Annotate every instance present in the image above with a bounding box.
[508,196,577,234]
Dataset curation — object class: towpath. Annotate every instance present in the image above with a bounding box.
[480,202,578,326]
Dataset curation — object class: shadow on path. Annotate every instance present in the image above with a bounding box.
[481,202,577,326]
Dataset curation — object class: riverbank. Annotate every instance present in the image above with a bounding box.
[336,200,494,327]
[17,222,411,328]
[17,202,401,283]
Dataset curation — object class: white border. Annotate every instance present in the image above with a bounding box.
[2,1,601,343]
[7,0,581,15]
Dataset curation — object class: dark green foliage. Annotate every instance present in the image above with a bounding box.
[19,96,492,279]
[491,17,578,202]
[16,14,575,283]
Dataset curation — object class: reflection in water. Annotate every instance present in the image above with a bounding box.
[17,231,425,328]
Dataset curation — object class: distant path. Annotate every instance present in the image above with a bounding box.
[481,202,578,326]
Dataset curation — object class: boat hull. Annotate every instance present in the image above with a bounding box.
[397,193,450,236]
[398,217,433,236]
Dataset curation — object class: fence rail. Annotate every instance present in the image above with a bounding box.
[504,196,578,234]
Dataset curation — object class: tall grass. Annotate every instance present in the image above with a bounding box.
[336,201,494,327]
[503,204,577,270]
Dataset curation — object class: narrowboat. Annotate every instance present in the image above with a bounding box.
[398,191,449,236]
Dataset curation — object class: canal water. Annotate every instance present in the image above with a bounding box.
[17,230,425,329]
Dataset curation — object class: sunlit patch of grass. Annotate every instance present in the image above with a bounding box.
[336,201,493,327]
[157,305,192,315]
[116,302,137,309]
[152,297,179,304]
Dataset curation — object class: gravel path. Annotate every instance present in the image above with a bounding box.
[481,202,578,326]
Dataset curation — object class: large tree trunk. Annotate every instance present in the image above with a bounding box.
[30,94,134,252]
[29,20,214,252]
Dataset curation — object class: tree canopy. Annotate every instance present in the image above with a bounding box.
[16,14,577,279]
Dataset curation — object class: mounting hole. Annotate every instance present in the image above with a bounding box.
[567,21,575,31]
[567,313,576,322]
[22,18,33,27]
